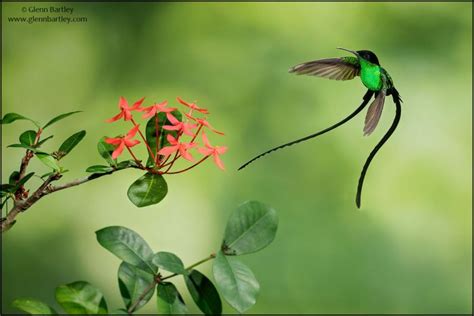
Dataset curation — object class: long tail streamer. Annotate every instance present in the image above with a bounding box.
[238,90,374,171]
[356,88,402,208]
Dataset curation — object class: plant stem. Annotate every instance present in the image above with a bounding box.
[125,253,216,314]
[159,129,185,170]
[0,166,136,233]
[1,173,60,233]
[158,154,171,168]
[163,155,210,175]
[130,118,156,162]
[160,124,203,173]
[185,253,216,270]
[189,123,203,144]
[127,279,158,314]
[160,151,179,173]
[16,128,42,194]
[161,253,216,281]
[126,147,145,169]
[154,114,160,165]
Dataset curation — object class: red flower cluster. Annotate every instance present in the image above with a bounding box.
[105,97,227,174]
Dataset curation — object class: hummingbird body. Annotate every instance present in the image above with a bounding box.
[359,59,383,91]
[340,55,385,91]
[239,48,403,208]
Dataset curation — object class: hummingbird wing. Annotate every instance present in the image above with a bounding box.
[289,57,360,80]
[363,91,386,136]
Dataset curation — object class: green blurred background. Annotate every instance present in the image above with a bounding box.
[2,2,472,314]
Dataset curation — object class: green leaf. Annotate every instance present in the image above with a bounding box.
[157,282,188,314]
[1,194,12,207]
[43,111,82,129]
[85,165,114,173]
[127,172,168,207]
[222,200,278,256]
[1,184,17,194]
[9,171,20,185]
[212,251,259,313]
[1,112,40,127]
[145,110,182,167]
[97,137,117,167]
[1,184,16,195]
[5,171,34,193]
[112,308,129,314]
[19,130,37,146]
[116,160,139,170]
[86,161,136,174]
[152,252,185,274]
[1,113,28,124]
[8,143,38,151]
[95,226,156,274]
[57,130,86,158]
[17,172,35,187]
[37,135,54,146]
[40,171,55,178]
[118,262,155,311]
[185,269,222,315]
[55,281,108,314]
[35,152,60,171]
[12,298,57,314]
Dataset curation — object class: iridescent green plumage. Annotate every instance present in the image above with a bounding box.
[341,56,359,66]
[359,58,382,91]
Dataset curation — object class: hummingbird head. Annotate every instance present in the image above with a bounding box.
[337,48,380,65]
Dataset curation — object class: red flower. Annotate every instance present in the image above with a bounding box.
[142,101,177,119]
[105,125,141,159]
[163,113,197,136]
[107,97,145,122]
[198,132,228,170]
[185,113,224,135]
[177,97,209,114]
[158,134,196,162]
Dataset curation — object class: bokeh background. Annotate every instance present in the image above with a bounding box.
[2,2,472,314]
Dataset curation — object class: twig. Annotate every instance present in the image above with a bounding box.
[127,279,158,314]
[14,129,42,199]
[1,167,134,233]
[161,253,216,281]
[1,173,60,232]
[126,253,216,314]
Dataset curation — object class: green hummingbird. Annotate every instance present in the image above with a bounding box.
[238,48,403,208]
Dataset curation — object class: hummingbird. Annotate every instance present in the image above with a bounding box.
[238,48,403,208]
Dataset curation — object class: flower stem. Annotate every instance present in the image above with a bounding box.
[159,130,185,171]
[159,154,171,168]
[131,118,156,163]
[160,124,203,172]
[160,151,179,172]
[126,147,145,169]
[163,155,209,175]
[189,124,203,143]
[154,114,160,165]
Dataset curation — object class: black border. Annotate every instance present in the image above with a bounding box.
[1,1,472,315]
